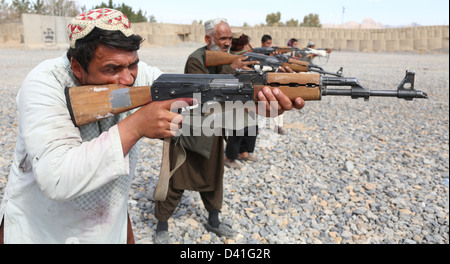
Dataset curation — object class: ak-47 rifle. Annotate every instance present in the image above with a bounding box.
[205,50,343,76]
[252,46,316,60]
[246,52,342,76]
[66,70,427,127]
[65,70,427,201]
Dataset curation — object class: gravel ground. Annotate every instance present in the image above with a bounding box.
[0,43,448,244]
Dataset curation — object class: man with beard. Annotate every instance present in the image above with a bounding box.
[153,18,304,243]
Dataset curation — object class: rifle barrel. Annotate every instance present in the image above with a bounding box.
[321,74,428,100]
[322,89,428,99]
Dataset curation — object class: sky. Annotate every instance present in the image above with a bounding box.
[70,0,449,27]
[4,0,448,27]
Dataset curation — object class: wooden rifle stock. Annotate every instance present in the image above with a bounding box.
[205,50,311,72]
[272,47,292,54]
[283,57,309,72]
[65,84,151,127]
[205,50,239,67]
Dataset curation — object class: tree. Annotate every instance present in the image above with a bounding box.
[148,14,156,23]
[11,0,32,15]
[44,0,79,17]
[285,18,299,27]
[133,8,148,23]
[300,13,322,27]
[1,0,16,21]
[32,0,46,14]
[1,0,80,20]
[266,12,283,27]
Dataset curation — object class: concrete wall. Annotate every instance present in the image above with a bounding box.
[132,22,205,46]
[21,14,72,49]
[0,22,23,43]
[1,14,448,53]
[241,25,449,53]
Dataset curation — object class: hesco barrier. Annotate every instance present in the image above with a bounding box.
[0,14,448,52]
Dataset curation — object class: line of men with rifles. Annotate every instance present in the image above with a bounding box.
[1,8,426,244]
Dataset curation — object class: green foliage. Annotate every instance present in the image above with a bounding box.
[149,15,156,23]
[3,0,81,19]
[300,13,322,28]
[285,18,299,27]
[32,0,45,14]
[266,12,283,26]
[1,0,153,23]
[265,12,307,27]
[11,0,32,14]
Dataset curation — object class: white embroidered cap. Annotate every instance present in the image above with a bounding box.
[67,8,134,48]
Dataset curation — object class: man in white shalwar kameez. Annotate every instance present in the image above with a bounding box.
[0,8,192,244]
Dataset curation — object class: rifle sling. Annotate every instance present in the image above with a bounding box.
[153,136,186,201]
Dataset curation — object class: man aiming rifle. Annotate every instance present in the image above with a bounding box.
[0,9,303,244]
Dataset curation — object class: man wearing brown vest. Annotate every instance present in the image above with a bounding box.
[153,18,305,244]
